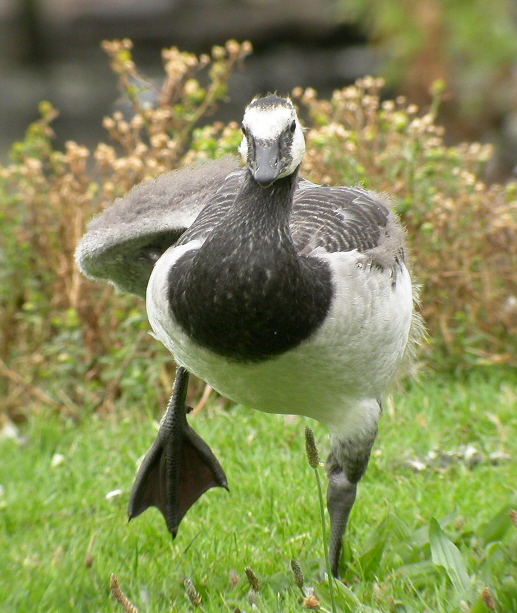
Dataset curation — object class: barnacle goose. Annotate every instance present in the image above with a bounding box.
[76,94,419,577]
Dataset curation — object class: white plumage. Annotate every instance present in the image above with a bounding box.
[148,244,413,433]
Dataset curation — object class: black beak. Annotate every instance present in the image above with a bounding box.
[251,142,282,187]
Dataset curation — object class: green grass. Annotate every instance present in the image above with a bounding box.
[1,370,516,612]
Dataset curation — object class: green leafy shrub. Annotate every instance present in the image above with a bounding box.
[1,40,516,420]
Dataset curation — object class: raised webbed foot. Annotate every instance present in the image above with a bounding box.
[128,367,228,536]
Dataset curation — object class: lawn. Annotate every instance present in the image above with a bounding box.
[1,369,516,612]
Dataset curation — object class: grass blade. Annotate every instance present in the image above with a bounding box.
[429,517,471,595]
[479,501,515,545]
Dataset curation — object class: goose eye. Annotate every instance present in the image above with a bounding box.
[290,120,296,133]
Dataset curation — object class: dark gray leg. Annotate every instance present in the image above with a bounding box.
[326,425,378,578]
[327,467,358,578]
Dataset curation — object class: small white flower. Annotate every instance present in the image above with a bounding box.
[51,453,65,468]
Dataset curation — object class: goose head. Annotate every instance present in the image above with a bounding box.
[239,95,305,187]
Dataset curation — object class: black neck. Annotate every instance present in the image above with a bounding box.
[169,170,333,362]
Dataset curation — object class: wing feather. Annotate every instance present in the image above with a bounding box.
[76,161,404,298]
[176,170,244,246]
[291,186,392,254]
[76,156,239,297]
[290,185,406,274]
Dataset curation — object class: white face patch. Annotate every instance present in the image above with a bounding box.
[242,105,294,141]
[288,121,306,173]
[238,100,306,177]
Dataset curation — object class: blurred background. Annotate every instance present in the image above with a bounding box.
[1,0,517,178]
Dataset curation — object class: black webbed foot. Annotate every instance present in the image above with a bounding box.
[128,367,228,536]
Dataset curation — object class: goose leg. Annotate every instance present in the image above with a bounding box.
[327,467,357,578]
[326,429,377,578]
[128,366,229,536]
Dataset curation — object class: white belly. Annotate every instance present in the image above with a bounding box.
[147,245,413,437]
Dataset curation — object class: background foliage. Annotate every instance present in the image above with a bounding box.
[1,40,516,421]
[340,0,517,122]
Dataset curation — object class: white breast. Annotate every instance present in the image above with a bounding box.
[147,246,413,440]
